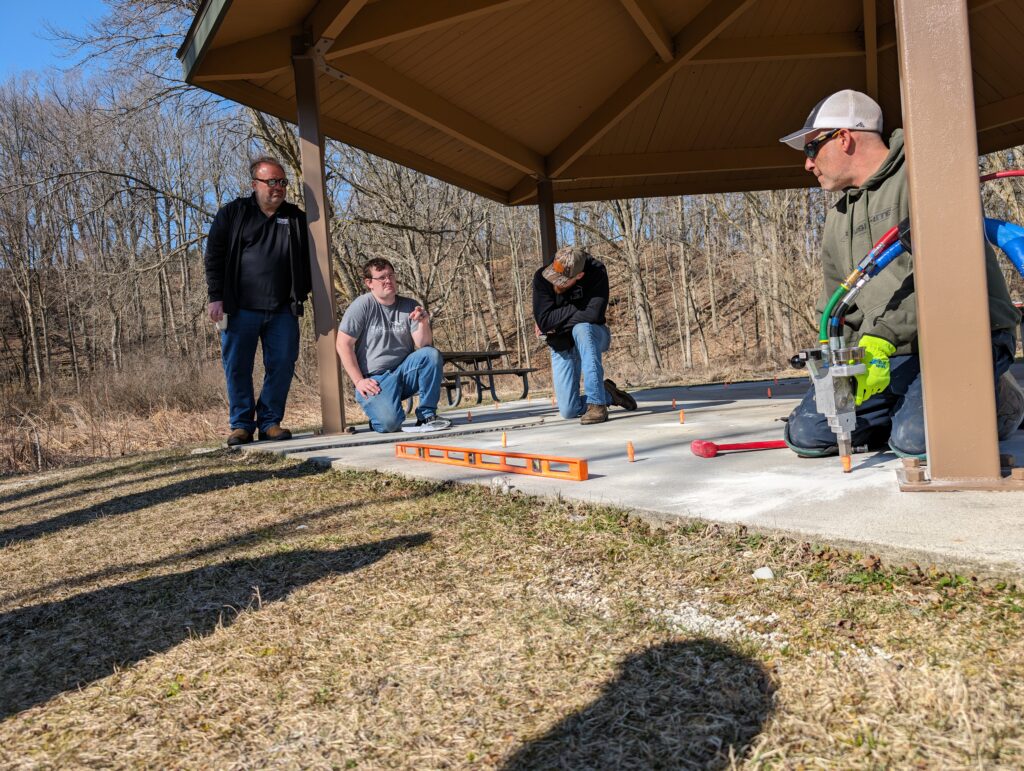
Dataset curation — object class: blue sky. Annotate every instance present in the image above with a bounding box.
[1,0,108,77]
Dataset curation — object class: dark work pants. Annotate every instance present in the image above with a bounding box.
[221,308,300,433]
[785,329,1016,457]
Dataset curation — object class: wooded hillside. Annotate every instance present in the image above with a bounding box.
[2,0,1023,471]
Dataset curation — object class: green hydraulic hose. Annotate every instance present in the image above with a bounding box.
[819,285,846,344]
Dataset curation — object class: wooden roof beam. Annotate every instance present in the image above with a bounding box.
[544,0,757,178]
[209,78,509,203]
[306,0,370,48]
[192,27,297,82]
[325,0,530,59]
[691,32,862,63]
[619,0,673,63]
[334,53,545,176]
[977,93,1024,131]
[564,146,797,181]
[511,173,816,206]
[863,0,878,99]
[191,0,370,82]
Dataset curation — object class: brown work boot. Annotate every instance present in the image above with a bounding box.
[604,378,637,411]
[226,428,253,447]
[580,404,608,425]
[258,424,292,442]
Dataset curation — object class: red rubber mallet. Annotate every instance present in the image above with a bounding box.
[690,439,788,458]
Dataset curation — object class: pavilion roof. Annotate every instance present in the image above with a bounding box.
[178,0,1024,204]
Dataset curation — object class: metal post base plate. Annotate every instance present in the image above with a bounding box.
[896,456,1024,491]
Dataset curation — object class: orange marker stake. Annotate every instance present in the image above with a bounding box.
[551,396,556,407]
[767,387,773,398]
[774,376,779,385]
[626,441,635,462]
[501,431,507,447]
[679,409,686,424]
[672,397,677,409]
[466,410,473,422]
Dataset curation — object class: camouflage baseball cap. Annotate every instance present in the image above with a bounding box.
[542,246,588,288]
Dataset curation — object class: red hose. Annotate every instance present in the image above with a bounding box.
[980,169,1024,183]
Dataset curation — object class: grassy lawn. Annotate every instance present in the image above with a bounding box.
[2,449,1023,769]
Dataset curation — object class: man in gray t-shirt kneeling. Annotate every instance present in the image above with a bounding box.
[336,258,451,433]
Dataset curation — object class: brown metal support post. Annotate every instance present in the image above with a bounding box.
[292,50,346,434]
[536,178,557,265]
[894,0,999,481]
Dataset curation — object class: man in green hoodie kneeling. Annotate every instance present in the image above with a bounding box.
[779,89,1024,459]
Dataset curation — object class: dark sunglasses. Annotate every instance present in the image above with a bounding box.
[253,177,289,188]
[803,128,842,159]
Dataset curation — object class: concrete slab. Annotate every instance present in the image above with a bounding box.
[246,376,1024,575]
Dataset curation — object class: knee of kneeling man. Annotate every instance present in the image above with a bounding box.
[419,345,442,366]
[785,411,823,450]
[558,405,579,420]
[378,415,405,433]
[889,420,926,456]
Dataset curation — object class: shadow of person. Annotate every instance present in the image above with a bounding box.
[0,532,431,719]
[0,462,323,547]
[502,639,775,771]
[0,452,195,507]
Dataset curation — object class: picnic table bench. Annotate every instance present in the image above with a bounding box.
[441,350,536,407]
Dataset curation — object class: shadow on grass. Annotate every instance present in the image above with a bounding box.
[3,487,438,606]
[0,462,323,547]
[0,452,200,507]
[0,532,431,719]
[502,639,775,771]
[0,466,208,519]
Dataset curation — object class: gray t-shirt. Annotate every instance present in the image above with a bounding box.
[338,293,419,376]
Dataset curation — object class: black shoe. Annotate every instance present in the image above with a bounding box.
[227,428,254,447]
[604,379,637,411]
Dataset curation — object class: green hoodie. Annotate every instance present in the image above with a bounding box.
[818,128,1019,355]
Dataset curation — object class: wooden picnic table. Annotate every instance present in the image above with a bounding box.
[441,350,537,407]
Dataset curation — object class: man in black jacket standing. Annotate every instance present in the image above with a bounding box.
[205,156,312,446]
[533,246,637,424]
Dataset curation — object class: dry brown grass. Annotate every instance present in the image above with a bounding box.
[2,450,1022,769]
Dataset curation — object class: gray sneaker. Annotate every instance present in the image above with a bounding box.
[604,379,637,411]
[416,415,452,432]
[996,371,1024,440]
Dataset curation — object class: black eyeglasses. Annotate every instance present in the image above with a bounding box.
[803,129,842,160]
[253,177,289,187]
[368,273,397,284]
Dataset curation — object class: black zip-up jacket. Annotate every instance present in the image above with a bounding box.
[532,256,609,352]
[204,195,312,317]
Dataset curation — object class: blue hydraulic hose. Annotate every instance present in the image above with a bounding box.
[826,219,1024,341]
[984,217,1024,278]
[865,241,906,276]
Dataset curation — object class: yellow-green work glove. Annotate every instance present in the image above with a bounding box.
[854,335,897,405]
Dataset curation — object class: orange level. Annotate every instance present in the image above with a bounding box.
[395,442,588,482]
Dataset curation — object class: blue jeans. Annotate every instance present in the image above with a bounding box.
[785,329,1016,457]
[221,308,300,433]
[355,346,444,432]
[550,323,614,419]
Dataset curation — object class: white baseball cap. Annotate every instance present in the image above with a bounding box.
[780,89,884,150]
